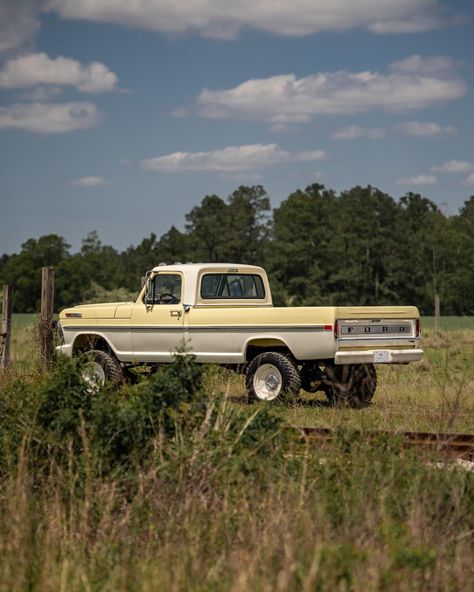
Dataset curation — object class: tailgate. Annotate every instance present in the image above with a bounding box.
[335,306,422,364]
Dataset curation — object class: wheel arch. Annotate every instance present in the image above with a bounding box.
[244,336,296,363]
[71,332,115,356]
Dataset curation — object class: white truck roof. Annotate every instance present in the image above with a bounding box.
[149,263,272,306]
[150,262,264,273]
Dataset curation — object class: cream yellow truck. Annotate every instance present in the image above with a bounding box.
[57,263,423,406]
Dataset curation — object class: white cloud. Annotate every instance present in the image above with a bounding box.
[462,173,474,186]
[140,143,326,173]
[432,160,473,173]
[397,174,438,186]
[331,125,385,140]
[0,0,39,54]
[196,56,466,125]
[0,102,100,133]
[0,53,118,93]
[396,121,456,136]
[390,54,460,75]
[69,176,109,187]
[46,0,452,39]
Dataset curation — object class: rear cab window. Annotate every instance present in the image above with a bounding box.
[201,273,265,300]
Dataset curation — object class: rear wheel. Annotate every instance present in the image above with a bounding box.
[324,363,377,408]
[246,352,301,402]
[81,349,124,393]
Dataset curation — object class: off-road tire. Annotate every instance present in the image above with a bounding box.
[324,363,377,408]
[246,352,301,403]
[81,349,124,392]
[300,363,325,393]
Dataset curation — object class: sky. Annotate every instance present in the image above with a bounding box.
[1,0,473,255]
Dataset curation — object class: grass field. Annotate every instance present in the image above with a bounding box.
[4,314,474,433]
[0,314,473,591]
[421,316,474,331]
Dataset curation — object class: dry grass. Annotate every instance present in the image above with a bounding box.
[206,329,474,434]
[0,424,472,592]
[4,316,474,434]
[0,316,473,591]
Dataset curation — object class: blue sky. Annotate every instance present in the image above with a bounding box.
[1,0,473,254]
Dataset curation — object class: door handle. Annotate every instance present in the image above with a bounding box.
[170,310,182,318]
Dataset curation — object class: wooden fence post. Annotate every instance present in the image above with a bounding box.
[434,294,441,336]
[1,285,13,369]
[40,267,55,366]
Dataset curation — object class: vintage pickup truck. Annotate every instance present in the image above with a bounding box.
[57,263,423,406]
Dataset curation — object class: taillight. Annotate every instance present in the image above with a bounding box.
[415,319,420,337]
[334,319,339,339]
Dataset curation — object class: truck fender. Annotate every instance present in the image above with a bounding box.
[244,334,295,362]
[71,331,116,356]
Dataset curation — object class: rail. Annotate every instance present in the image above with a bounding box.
[291,427,474,461]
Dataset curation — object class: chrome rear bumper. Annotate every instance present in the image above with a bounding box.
[335,348,423,365]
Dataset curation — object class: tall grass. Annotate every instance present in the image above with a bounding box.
[280,331,474,433]
[2,316,474,434]
[421,316,474,331]
[1,453,473,590]
[204,329,474,434]
[0,318,473,591]
[0,356,473,591]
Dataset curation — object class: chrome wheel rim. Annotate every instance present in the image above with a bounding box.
[82,361,105,393]
[253,364,282,401]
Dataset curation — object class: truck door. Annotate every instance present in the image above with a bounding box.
[130,272,185,362]
[185,272,267,363]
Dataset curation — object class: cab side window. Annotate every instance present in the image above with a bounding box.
[148,274,182,305]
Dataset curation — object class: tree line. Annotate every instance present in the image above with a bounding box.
[1,184,473,315]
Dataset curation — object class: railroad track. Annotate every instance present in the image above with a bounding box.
[291,427,474,461]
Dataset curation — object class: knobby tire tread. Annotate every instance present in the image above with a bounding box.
[326,363,377,409]
[87,349,124,386]
[246,352,301,403]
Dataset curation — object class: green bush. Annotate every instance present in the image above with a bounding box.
[0,357,473,591]
[0,353,285,480]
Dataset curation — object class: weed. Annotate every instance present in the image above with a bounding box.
[0,319,473,590]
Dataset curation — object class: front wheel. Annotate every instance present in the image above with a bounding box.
[81,349,124,393]
[245,352,301,402]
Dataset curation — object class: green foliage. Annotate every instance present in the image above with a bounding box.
[271,185,474,312]
[0,353,285,480]
[80,282,137,304]
[36,357,95,440]
[1,186,473,314]
[185,185,271,263]
[0,234,70,312]
[0,353,473,591]
[88,353,205,468]
[314,544,367,590]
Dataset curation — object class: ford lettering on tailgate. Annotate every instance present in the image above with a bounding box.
[340,321,412,337]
